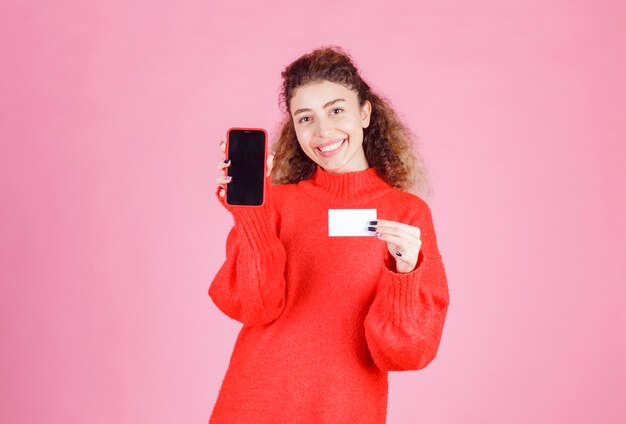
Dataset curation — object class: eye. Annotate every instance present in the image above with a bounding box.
[331,108,344,115]
[298,116,311,124]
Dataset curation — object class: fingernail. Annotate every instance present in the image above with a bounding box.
[225,176,232,181]
[367,226,377,232]
[375,232,382,238]
[369,220,378,225]
[224,159,230,164]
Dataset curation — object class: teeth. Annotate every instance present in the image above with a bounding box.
[319,140,344,152]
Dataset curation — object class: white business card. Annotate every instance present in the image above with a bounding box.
[328,209,377,237]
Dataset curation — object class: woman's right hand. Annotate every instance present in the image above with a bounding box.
[216,140,275,198]
[216,140,231,198]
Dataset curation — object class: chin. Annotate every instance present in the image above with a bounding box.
[323,162,349,173]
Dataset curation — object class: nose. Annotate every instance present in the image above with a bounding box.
[316,115,335,138]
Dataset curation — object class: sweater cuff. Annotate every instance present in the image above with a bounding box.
[214,176,275,250]
[378,252,441,314]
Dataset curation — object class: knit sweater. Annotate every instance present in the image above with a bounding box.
[208,164,450,424]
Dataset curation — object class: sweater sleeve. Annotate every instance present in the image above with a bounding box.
[208,175,287,327]
[364,201,450,371]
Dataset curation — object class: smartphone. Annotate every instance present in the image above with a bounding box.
[225,127,267,206]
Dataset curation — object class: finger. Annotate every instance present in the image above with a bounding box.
[266,151,275,177]
[393,252,417,269]
[216,175,232,185]
[391,247,415,266]
[217,159,231,171]
[220,140,226,153]
[371,219,421,235]
[381,239,417,268]
[374,231,422,262]
[370,224,421,242]
[370,219,417,230]
[370,220,421,238]
[266,152,274,169]
[374,231,418,251]
[388,245,420,270]
[218,188,225,197]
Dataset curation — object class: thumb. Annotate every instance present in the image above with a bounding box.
[266,151,275,177]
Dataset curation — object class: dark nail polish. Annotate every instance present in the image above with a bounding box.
[368,226,377,231]
[369,220,378,225]
[224,159,230,164]
[396,251,403,257]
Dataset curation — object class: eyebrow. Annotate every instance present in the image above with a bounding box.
[293,98,346,116]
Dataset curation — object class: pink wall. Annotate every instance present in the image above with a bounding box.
[1,1,625,423]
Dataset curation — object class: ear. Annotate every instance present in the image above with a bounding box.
[361,100,372,128]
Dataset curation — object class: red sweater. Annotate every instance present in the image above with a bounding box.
[208,164,450,423]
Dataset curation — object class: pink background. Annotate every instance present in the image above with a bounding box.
[1,1,625,423]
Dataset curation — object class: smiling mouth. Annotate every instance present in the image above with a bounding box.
[316,139,346,153]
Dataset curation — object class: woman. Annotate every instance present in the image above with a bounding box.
[209,46,450,423]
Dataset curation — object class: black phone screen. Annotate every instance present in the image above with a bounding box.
[226,128,266,206]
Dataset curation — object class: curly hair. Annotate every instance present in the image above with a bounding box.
[269,45,432,196]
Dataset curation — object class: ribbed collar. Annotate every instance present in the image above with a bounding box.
[299,164,393,202]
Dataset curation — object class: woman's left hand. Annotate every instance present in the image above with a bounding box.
[369,220,422,273]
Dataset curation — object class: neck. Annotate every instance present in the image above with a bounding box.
[301,164,392,202]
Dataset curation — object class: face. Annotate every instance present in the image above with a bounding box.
[290,80,372,174]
